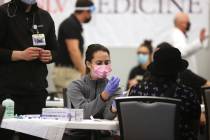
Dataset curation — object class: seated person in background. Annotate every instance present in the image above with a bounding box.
[153,43,210,129]
[65,44,122,140]
[127,40,153,90]
[130,42,201,140]
[154,43,210,104]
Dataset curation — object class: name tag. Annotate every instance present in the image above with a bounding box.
[32,34,46,46]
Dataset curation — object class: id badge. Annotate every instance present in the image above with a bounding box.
[32,34,46,46]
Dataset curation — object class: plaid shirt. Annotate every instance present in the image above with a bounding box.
[129,79,201,140]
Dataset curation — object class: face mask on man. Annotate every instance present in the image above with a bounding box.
[186,22,191,32]
[137,54,149,65]
[92,64,112,79]
[21,0,37,5]
[84,16,92,23]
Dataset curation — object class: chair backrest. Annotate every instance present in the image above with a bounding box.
[116,96,181,140]
[63,88,68,107]
[63,88,74,108]
[203,87,210,140]
[0,105,5,125]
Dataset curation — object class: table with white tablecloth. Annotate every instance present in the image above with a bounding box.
[1,118,119,140]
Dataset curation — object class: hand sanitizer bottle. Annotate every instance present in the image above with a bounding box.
[2,97,14,118]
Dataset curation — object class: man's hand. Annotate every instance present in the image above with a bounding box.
[39,49,52,63]
[22,47,42,61]
[12,47,41,61]
[200,28,206,43]
[200,112,206,126]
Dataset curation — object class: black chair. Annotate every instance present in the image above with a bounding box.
[116,96,181,140]
[0,105,5,125]
[63,88,68,107]
[203,87,210,140]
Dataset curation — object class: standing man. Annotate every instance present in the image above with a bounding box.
[0,0,57,140]
[169,12,207,73]
[53,0,95,94]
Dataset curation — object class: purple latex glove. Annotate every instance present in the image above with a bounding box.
[112,100,117,109]
[104,76,120,96]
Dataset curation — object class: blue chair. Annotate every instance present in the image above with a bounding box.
[116,96,181,140]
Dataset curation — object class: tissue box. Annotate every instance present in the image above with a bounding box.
[69,109,84,121]
[42,108,71,121]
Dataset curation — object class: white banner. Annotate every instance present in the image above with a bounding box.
[2,0,209,47]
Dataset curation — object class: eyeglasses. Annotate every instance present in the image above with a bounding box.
[93,60,111,65]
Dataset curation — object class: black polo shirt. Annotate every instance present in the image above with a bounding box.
[128,65,146,80]
[0,1,57,94]
[56,14,84,67]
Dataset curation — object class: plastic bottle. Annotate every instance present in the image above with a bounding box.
[2,98,14,118]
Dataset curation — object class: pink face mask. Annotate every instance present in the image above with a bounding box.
[92,64,112,79]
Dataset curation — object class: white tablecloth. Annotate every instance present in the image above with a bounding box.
[1,118,119,140]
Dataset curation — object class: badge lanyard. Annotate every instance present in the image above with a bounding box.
[32,14,46,47]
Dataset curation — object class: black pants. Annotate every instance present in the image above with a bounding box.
[0,90,47,140]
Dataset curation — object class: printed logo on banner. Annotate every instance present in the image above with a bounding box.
[37,0,69,14]
[37,0,208,47]
[96,0,203,14]
[37,0,204,15]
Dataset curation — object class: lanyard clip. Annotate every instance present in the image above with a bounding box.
[33,25,39,34]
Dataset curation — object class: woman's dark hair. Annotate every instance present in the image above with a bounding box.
[85,44,110,74]
[139,40,153,54]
